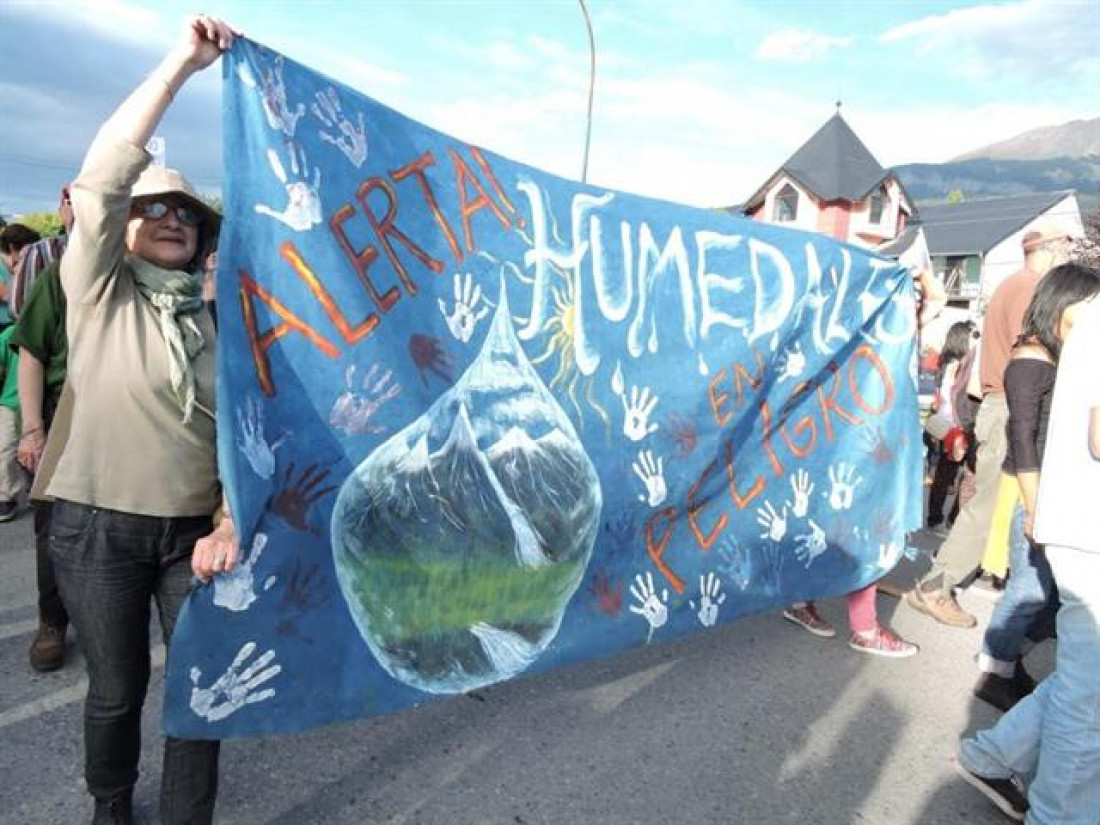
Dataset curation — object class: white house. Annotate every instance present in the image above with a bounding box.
[916,191,1084,309]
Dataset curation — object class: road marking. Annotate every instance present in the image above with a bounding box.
[0,645,165,731]
[0,617,38,641]
[0,594,39,615]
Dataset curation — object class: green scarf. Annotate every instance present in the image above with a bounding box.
[128,255,208,423]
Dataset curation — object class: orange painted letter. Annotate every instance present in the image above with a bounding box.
[645,508,685,594]
[239,270,340,396]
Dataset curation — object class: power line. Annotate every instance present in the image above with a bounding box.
[0,153,78,172]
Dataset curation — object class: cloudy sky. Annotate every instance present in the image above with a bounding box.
[1,0,1097,218]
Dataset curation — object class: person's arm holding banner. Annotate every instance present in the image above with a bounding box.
[104,16,237,151]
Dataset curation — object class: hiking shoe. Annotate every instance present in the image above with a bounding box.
[904,586,977,628]
[782,603,836,638]
[950,755,1027,821]
[849,625,919,658]
[0,500,16,522]
[29,621,67,673]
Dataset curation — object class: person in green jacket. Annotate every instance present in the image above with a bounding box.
[0,324,23,521]
[11,259,69,672]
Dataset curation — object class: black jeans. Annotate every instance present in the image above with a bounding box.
[34,394,68,628]
[49,500,220,824]
[927,451,963,528]
[35,501,69,627]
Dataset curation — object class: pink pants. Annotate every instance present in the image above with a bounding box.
[846,584,877,633]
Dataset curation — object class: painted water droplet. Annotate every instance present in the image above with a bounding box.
[697,353,709,376]
[611,360,625,397]
[331,285,603,694]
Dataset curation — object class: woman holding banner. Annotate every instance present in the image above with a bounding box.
[47,15,239,825]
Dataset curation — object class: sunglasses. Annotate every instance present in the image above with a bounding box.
[133,199,202,227]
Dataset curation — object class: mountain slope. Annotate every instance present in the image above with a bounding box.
[950,117,1099,162]
[893,156,1100,209]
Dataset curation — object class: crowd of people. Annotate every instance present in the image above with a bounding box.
[0,13,1096,825]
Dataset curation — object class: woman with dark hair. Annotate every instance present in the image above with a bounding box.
[46,15,239,825]
[973,262,1100,713]
[927,320,978,530]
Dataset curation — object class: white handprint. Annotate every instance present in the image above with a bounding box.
[794,520,827,568]
[688,572,726,627]
[777,342,806,381]
[258,55,305,138]
[236,396,287,480]
[189,642,281,722]
[621,385,659,441]
[787,469,814,518]
[628,572,668,641]
[827,462,863,510]
[717,537,752,591]
[632,450,667,507]
[438,272,489,343]
[312,87,367,167]
[877,541,904,570]
[213,533,276,612]
[254,145,322,232]
[329,363,401,435]
[756,500,788,542]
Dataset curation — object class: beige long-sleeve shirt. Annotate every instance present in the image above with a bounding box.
[48,131,219,517]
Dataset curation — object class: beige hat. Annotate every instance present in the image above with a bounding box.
[1021,220,1072,252]
[131,165,221,234]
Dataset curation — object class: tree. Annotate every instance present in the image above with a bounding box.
[18,211,63,238]
[199,193,222,216]
[947,189,965,204]
[1070,208,1100,267]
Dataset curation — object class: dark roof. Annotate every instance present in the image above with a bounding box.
[743,113,889,211]
[915,191,1075,256]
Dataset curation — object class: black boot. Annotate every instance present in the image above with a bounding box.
[92,795,133,825]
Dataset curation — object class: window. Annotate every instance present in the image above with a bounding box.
[868,185,889,224]
[773,183,799,222]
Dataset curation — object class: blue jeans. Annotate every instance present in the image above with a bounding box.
[979,504,1058,676]
[960,544,1100,824]
[49,500,220,824]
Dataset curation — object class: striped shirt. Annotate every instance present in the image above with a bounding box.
[12,234,67,318]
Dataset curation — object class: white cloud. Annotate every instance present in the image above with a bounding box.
[756,29,853,63]
[331,56,409,90]
[29,0,169,48]
[879,0,1099,84]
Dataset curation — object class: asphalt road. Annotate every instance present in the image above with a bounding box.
[0,508,1046,825]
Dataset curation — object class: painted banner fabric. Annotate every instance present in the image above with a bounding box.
[164,39,923,739]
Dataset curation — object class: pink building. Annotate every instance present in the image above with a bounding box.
[739,112,917,249]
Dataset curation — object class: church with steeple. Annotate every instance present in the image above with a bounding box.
[738,109,917,250]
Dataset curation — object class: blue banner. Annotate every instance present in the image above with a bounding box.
[164,39,922,738]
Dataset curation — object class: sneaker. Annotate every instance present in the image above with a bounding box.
[974,665,1037,713]
[782,603,836,638]
[0,500,16,522]
[950,755,1027,821]
[904,586,977,628]
[1013,662,1036,695]
[92,794,134,825]
[29,621,67,673]
[848,625,919,658]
